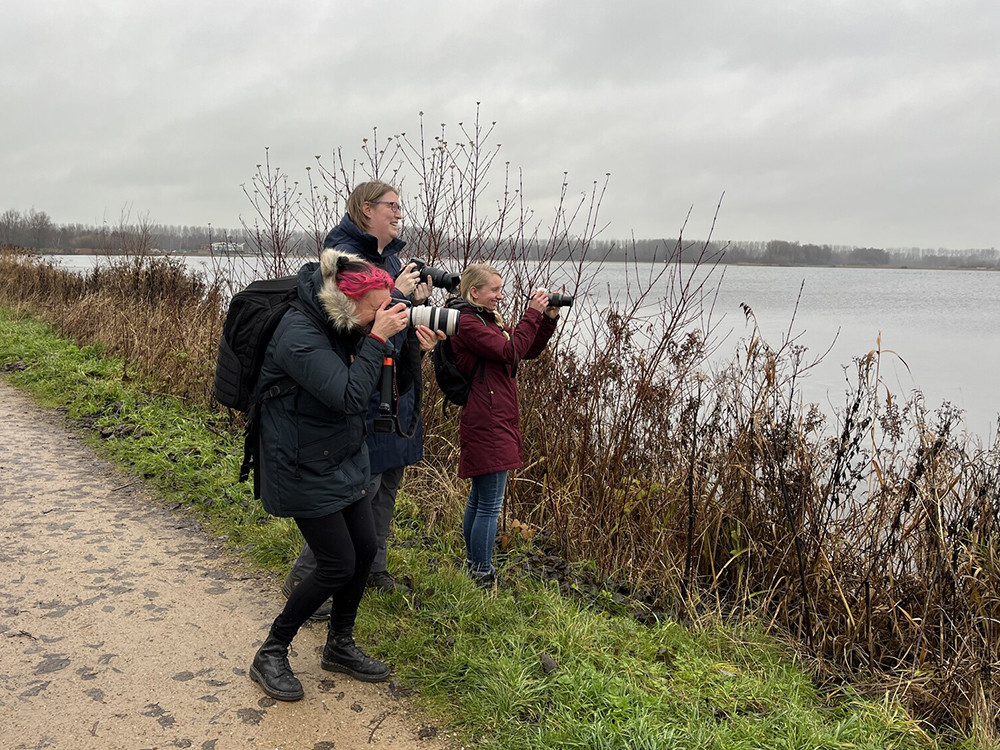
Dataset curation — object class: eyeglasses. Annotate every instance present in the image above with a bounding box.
[370,200,403,214]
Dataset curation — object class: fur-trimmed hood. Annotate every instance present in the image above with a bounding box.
[297,247,363,333]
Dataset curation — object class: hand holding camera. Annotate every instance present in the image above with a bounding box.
[414,325,447,352]
[528,288,573,317]
[395,263,423,298]
[527,288,550,314]
[411,278,433,304]
[371,301,409,340]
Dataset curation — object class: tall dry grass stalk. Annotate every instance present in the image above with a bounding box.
[0,239,223,404]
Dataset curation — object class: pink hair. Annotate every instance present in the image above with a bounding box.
[336,261,394,300]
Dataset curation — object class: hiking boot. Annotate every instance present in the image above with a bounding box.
[471,569,497,589]
[321,632,391,682]
[366,571,396,593]
[249,634,304,701]
[281,570,332,621]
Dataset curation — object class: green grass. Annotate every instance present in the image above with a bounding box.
[0,306,970,749]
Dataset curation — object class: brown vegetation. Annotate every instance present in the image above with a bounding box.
[0,239,222,405]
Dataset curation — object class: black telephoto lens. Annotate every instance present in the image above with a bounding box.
[408,258,460,293]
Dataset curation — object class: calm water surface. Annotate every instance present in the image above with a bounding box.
[600,263,1000,440]
[48,255,1000,440]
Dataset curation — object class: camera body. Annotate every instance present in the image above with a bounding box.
[399,299,461,336]
[408,258,460,293]
[528,290,574,307]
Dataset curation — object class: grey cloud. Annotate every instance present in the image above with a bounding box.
[2,0,998,248]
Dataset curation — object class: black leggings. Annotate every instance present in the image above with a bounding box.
[269,496,376,643]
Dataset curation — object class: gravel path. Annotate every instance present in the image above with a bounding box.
[0,380,451,750]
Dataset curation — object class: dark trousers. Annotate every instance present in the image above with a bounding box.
[292,466,404,579]
[269,496,376,644]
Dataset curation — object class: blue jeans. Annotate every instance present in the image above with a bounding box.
[463,471,508,576]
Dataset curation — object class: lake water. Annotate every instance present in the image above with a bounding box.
[676,264,999,441]
[44,255,1000,441]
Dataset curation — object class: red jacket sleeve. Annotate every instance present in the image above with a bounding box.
[523,312,558,360]
[457,307,546,366]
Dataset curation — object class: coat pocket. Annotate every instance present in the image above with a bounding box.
[297,422,363,470]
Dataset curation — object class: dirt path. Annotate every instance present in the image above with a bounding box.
[0,381,453,750]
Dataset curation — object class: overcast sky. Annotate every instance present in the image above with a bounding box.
[3,0,998,250]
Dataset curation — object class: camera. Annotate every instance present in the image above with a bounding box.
[528,290,574,307]
[407,258,460,293]
[399,299,461,336]
[546,293,574,307]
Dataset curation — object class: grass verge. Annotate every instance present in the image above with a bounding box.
[0,307,967,749]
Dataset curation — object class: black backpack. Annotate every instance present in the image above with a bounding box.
[213,274,331,492]
[432,337,482,409]
[432,300,489,411]
[215,275,296,411]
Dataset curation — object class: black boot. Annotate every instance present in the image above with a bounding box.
[321,629,391,682]
[366,570,396,593]
[250,634,304,701]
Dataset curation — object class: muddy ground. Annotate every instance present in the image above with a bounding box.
[0,380,454,750]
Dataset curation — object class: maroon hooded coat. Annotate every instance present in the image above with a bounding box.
[451,304,557,479]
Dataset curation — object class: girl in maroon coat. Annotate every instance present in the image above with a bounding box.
[450,263,560,586]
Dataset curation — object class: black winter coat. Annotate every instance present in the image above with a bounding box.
[255,249,393,518]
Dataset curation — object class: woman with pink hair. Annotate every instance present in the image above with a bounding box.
[248,248,431,701]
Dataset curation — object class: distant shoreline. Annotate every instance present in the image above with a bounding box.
[28,249,1000,272]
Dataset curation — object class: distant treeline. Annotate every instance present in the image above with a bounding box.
[3,207,997,269]
[0,208,238,255]
[615,238,1000,270]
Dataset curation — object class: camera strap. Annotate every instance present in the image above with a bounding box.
[374,332,423,439]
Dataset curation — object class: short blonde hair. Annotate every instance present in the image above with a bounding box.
[346,180,398,232]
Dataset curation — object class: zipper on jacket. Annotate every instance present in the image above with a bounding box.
[292,388,303,479]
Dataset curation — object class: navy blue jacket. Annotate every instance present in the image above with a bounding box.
[323,214,423,473]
